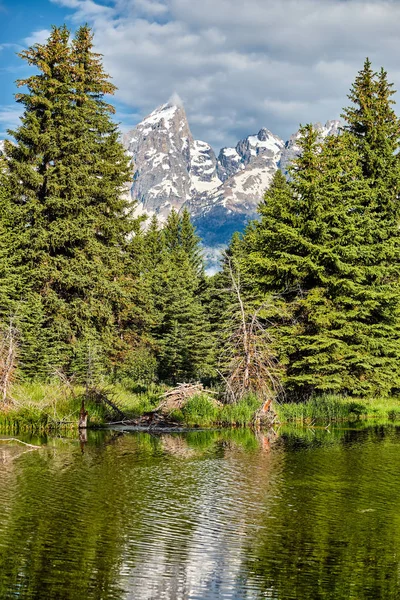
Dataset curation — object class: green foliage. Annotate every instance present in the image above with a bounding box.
[2,25,144,379]
[240,60,400,399]
[116,345,158,385]
[181,394,219,426]
[69,335,107,387]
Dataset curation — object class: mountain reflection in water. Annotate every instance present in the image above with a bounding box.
[0,425,400,599]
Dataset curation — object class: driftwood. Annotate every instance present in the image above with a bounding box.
[125,383,221,429]
[0,438,41,449]
[130,412,184,429]
[155,383,221,413]
[85,387,127,420]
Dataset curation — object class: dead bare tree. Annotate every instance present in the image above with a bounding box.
[219,255,283,409]
[0,318,19,406]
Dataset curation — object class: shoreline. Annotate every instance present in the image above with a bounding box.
[1,383,400,433]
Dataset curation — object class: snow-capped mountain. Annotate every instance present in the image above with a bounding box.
[124,102,339,247]
[122,103,193,218]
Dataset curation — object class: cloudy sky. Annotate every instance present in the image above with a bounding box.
[0,0,400,148]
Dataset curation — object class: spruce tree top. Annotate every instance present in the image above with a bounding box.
[341,57,400,206]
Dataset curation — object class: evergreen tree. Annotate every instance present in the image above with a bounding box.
[163,209,181,253]
[0,156,14,317]
[144,214,164,272]
[143,211,212,383]
[180,208,204,277]
[155,254,211,383]
[342,59,400,195]
[340,60,400,395]
[244,105,400,398]
[277,133,376,397]
[3,26,142,377]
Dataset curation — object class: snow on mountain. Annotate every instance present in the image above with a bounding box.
[123,103,341,250]
[189,140,220,194]
[186,127,284,246]
[218,128,284,210]
[123,102,194,219]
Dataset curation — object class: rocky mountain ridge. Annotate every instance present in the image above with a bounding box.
[123,103,340,248]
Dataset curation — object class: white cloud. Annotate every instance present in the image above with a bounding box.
[38,0,400,147]
[0,105,22,137]
[133,0,168,16]
[52,0,114,19]
[23,30,51,46]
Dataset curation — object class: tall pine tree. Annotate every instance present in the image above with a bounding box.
[243,99,400,399]
[3,26,143,378]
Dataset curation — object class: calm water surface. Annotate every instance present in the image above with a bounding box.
[1,425,400,599]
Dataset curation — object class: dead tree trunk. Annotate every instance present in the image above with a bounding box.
[219,255,283,407]
[78,398,88,429]
[0,319,18,406]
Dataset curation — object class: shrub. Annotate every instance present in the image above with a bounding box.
[220,394,262,426]
[181,394,219,426]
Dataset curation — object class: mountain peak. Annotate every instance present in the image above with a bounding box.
[123,100,193,218]
[122,106,341,255]
[137,102,186,135]
[257,127,280,140]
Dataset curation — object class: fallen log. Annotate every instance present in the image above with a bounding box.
[0,438,41,449]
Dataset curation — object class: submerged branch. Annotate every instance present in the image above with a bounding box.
[0,438,42,449]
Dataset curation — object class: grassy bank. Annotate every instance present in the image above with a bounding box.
[2,384,400,433]
[0,383,107,433]
[276,393,400,424]
[0,382,262,432]
[104,388,400,426]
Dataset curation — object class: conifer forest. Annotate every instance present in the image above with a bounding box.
[1,25,400,429]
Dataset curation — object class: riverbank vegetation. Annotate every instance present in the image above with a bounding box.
[1,26,400,430]
[0,381,265,433]
[2,381,400,433]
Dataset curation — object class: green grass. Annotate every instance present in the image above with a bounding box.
[0,381,173,432]
[4,382,400,432]
[220,395,261,426]
[0,382,109,433]
[181,394,220,426]
[276,393,400,424]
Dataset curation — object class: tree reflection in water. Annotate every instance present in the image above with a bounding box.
[0,425,399,599]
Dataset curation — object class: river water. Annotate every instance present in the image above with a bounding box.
[0,425,400,599]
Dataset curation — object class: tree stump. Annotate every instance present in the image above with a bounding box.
[253,398,279,430]
[78,399,88,429]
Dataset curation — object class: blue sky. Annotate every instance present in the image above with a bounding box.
[0,0,73,134]
[1,0,400,148]
[0,0,142,138]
